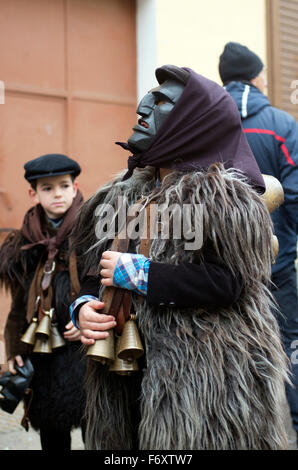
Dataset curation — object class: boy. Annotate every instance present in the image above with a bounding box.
[0,153,86,451]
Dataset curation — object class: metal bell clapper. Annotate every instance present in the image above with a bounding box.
[117,314,144,362]
[21,317,38,345]
[35,308,54,339]
[51,322,66,349]
[86,327,115,365]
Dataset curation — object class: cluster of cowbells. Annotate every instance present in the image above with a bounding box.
[86,314,144,375]
[21,309,65,353]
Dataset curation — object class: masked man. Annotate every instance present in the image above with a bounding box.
[70,65,289,450]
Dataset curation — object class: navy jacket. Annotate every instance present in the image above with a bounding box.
[226,81,298,274]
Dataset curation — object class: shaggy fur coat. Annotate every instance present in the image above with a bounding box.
[75,163,289,450]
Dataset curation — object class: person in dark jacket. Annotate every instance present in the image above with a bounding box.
[0,154,87,450]
[219,41,298,441]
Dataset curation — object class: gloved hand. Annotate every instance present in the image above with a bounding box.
[0,358,34,414]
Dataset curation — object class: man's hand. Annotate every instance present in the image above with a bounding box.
[8,355,24,375]
[64,320,81,342]
[100,251,121,286]
[78,300,116,345]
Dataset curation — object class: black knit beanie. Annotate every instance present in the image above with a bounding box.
[219,42,264,85]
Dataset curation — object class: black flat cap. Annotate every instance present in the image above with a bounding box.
[24,153,81,182]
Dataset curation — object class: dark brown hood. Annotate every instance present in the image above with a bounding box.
[117,66,265,193]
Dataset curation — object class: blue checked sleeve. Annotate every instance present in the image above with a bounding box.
[113,253,150,296]
[69,295,99,328]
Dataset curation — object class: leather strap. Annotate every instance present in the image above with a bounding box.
[100,222,131,334]
[21,388,33,432]
[41,259,56,291]
[26,247,81,323]
[138,201,155,258]
[26,260,44,323]
[137,201,156,305]
[69,250,81,301]
[98,199,146,334]
[26,258,54,323]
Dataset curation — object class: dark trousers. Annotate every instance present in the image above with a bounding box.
[39,419,86,451]
[40,427,71,451]
[271,264,298,433]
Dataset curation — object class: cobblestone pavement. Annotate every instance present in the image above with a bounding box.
[0,396,297,450]
[283,399,297,450]
[0,403,84,450]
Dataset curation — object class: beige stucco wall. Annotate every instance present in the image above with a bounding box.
[155,0,266,85]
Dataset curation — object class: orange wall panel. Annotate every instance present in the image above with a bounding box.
[0,0,136,340]
[0,93,65,227]
[68,0,136,99]
[0,0,65,90]
[70,99,136,199]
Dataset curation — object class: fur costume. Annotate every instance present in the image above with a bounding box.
[74,164,289,450]
[0,199,86,433]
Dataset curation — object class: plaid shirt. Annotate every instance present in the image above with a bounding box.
[113,253,150,296]
[69,295,99,328]
[69,254,150,328]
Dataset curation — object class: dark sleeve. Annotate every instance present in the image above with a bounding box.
[71,275,100,325]
[4,286,30,360]
[147,243,243,309]
[78,275,100,297]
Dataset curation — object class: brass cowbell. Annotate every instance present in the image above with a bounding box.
[51,322,66,349]
[117,314,144,362]
[261,175,284,214]
[261,175,284,263]
[33,308,54,354]
[109,336,139,375]
[33,336,52,354]
[272,235,279,263]
[35,309,53,339]
[21,317,38,345]
[86,327,115,365]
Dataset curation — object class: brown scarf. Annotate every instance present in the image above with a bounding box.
[22,191,83,323]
